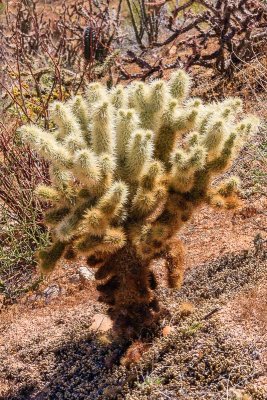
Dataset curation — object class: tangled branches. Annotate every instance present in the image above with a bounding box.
[160,0,267,76]
[0,0,122,124]
[122,0,267,79]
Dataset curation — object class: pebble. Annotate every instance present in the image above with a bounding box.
[228,388,251,400]
[78,267,94,282]
[162,326,174,337]
[68,274,80,284]
[43,284,62,301]
[89,313,113,333]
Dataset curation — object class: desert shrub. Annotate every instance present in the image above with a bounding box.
[19,70,259,337]
[0,208,48,299]
[122,0,267,80]
[162,0,267,76]
[0,0,123,124]
[0,122,49,218]
[0,121,49,298]
[125,0,168,48]
[0,0,121,64]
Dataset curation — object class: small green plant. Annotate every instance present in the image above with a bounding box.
[19,70,259,337]
[0,208,49,299]
[137,375,164,389]
[182,321,203,337]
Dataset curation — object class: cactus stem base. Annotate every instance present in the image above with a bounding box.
[94,245,161,338]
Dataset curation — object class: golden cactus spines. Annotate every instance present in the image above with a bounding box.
[70,95,91,144]
[116,108,139,165]
[35,185,61,203]
[110,85,128,109]
[86,82,106,104]
[126,129,154,181]
[19,69,259,338]
[169,69,191,102]
[91,101,115,155]
[50,101,83,141]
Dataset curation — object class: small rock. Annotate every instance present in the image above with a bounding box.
[27,293,42,303]
[68,274,80,284]
[217,379,227,391]
[90,313,113,333]
[43,284,61,301]
[239,205,258,219]
[251,350,260,360]
[228,388,251,400]
[180,301,195,317]
[120,340,150,367]
[169,45,177,56]
[162,326,174,337]
[78,266,94,282]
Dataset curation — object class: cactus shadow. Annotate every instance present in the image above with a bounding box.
[31,333,127,400]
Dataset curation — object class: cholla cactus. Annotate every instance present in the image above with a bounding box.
[19,70,259,337]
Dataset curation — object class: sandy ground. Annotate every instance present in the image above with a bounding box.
[0,193,266,399]
[182,196,267,269]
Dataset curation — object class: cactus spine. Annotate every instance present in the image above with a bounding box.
[19,70,259,338]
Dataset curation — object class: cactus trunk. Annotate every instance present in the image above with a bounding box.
[94,243,160,338]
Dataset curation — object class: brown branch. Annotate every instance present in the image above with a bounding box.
[155,14,208,46]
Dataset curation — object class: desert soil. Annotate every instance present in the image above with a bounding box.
[0,192,266,399]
